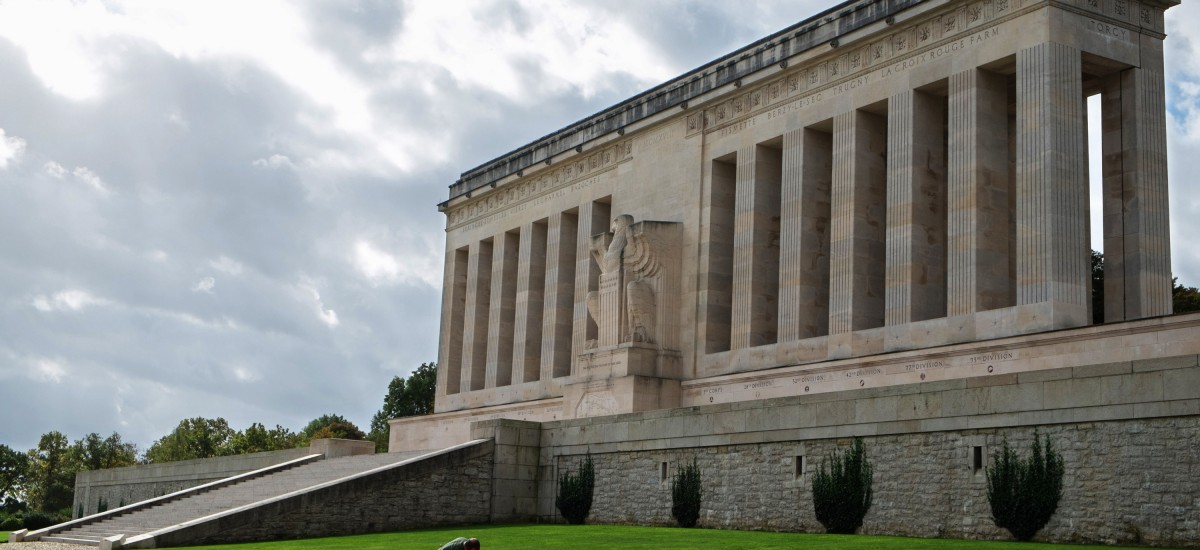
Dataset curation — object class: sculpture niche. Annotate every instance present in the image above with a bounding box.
[570,214,682,419]
[582,214,681,360]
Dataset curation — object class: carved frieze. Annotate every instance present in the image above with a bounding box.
[685,0,1163,138]
[445,139,633,228]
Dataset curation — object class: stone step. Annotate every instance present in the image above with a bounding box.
[40,535,101,545]
[50,452,425,545]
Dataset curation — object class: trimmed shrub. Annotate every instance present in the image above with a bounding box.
[811,437,873,534]
[22,511,62,530]
[556,454,595,524]
[987,433,1064,541]
[671,458,703,528]
[0,514,23,530]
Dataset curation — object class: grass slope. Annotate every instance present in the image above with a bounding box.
[185,524,1176,550]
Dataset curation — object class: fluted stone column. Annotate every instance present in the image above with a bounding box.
[512,222,546,385]
[541,212,577,380]
[438,247,468,398]
[779,128,832,341]
[1101,60,1173,321]
[830,110,888,334]
[948,68,1012,316]
[573,201,610,361]
[731,145,781,349]
[486,230,518,388]
[886,90,947,325]
[1016,42,1089,328]
[462,239,493,392]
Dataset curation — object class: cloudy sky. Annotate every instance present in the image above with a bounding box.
[1,1,1199,453]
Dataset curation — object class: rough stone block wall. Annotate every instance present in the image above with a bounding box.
[553,418,1198,546]
[149,442,494,547]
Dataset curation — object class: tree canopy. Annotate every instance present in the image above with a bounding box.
[368,362,437,451]
[144,417,236,463]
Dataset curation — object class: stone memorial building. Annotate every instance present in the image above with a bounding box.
[391,0,1199,544]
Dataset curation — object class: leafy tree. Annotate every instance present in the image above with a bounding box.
[368,362,438,451]
[301,414,353,440]
[1091,250,1104,324]
[1093,251,1200,318]
[556,454,595,525]
[987,433,1065,541]
[671,458,703,528]
[227,423,302,454]
[811,437,873,534]
[0,444,29,509]
[1173,277,1200,314]
[309,421,366,441]
[25,431,74,514]
[145,417,236,463]
[69,432,138,471]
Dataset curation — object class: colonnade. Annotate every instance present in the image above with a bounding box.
[703,43,1171,353]
[441,199,614,395]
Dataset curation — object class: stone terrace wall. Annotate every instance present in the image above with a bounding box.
[539,355,1200,546]
[72,448,313,517]
[146,441,494,547]
[556,419,1198,545]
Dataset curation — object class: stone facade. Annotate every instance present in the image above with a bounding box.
[385,0,1196,545]
[534,349,1200,545]
[393,0,1182,451]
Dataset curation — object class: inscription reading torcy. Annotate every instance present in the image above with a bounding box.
[1086,19,1131,41]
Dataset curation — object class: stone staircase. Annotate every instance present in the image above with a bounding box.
[39,451,429,546]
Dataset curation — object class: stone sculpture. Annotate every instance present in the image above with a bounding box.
[586,214,663,347]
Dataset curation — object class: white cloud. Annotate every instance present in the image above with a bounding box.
[252,154,296,170]
[231,365,260,382]
[32,289,107,312]
[44,161,68,178]
[73,166,109,193]
[192,276,216,293]
[209,256,244,275]
[299,283,340,328]
[385,1,674,101]
[0,128,27,169]
[353,240,401,284]
[166,111,189,130]
[31,358,69,384]
[353,239,441,287]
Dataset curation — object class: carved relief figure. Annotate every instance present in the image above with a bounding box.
[586,214,660,346]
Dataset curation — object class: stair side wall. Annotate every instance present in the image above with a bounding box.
[142,441,494,548]
[72,448,313,518]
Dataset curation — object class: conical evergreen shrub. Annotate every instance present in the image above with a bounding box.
[986,432,1064,541]
[556,454,595,524]
[811,437,873,534]
[671,458,702,528]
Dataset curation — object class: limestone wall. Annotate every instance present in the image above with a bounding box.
[72,448,313,518]
[535,354,1200,546]
[552,421,1197,545]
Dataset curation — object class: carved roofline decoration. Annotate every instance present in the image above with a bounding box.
[442,0,1173,204]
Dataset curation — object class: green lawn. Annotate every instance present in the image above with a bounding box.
[183,524,1176,550]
